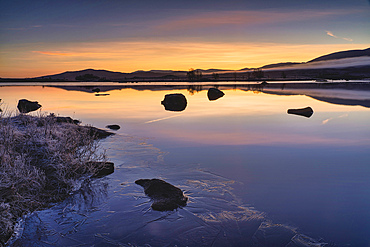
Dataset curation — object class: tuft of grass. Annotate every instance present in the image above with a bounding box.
[0,112,108,246]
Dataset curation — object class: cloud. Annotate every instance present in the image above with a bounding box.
[263,56,370,71]
[326,30,353,42]
[156,9,363,31]
[32,51,76,56]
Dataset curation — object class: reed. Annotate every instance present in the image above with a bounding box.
[0,111,107,245]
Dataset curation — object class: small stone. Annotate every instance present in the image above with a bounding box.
[106,124,120,130]
[135,178,188,211]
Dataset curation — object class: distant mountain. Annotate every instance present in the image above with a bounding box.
[259,62,303,69]
[36,68,187,81]
[36,69,128,81]
[308,48,370,63]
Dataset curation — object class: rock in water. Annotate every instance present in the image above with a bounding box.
[17,99,42,113]
[287,107,314,118]
[135,178,188,211]
[106,124,120,130]
[161,93,187,112]
[207,88,225,101]
[89,161,115,178]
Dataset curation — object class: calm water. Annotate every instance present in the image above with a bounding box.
[1,84,370,246]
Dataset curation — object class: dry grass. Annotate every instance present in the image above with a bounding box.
[0,112,108,246]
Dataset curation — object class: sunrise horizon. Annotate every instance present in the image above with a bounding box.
[1,0,369,78]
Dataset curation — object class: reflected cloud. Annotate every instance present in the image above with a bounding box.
[321,114,348,125]
[145,115,182,124]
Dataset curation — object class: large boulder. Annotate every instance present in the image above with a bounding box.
[135,178,188,211]
[287,107,314,118]
[17,99,42,113]
[207,88,225,101]
[161,93,187,112]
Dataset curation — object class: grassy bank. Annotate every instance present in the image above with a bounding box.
[0,113,110,246]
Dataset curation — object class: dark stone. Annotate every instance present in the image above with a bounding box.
[55,116,81,124]
[89,161,115,177]
[81,126,115,139]
[287,107,314,118]
[207,88,225,101]
[95,93,110,96]
[17,99,42,113]
[161,93,187,112]
[106,124,120,130]
[135,178,188,211]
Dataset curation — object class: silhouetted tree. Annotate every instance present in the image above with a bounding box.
[196,70,202,80]
[252,69,264,79]
[187,68,196,81]
[212,73,219,80]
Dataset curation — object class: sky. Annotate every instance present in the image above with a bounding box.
[0,0,369,78]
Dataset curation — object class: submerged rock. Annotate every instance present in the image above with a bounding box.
[95,93,110,96]
[207,88,225,101]
[287,107,314,118]
[161,93,187,112]
[135,178,188,211]
[89,161,115,178]
[106,124,120,130]
[81,126,115,139]
[55,116,80,124]
[17,99,42,113]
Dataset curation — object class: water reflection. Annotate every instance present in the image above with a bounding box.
[1,84,370,246]
[15,135,329,246]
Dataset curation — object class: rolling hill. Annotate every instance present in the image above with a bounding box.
[3,47,368,81]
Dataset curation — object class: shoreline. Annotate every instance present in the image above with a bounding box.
[0,114,114,246]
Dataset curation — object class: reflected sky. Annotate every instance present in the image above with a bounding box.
[2,86,369,146]
[2,85,370,245]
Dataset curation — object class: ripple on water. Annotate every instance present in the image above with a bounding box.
[14,134,328,247]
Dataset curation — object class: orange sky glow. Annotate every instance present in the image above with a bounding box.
[1,1,369,78]
[1,42,368,78]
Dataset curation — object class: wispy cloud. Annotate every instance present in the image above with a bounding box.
[326,31,353,42]
[156,9,362,31]
[32,51,76,56]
